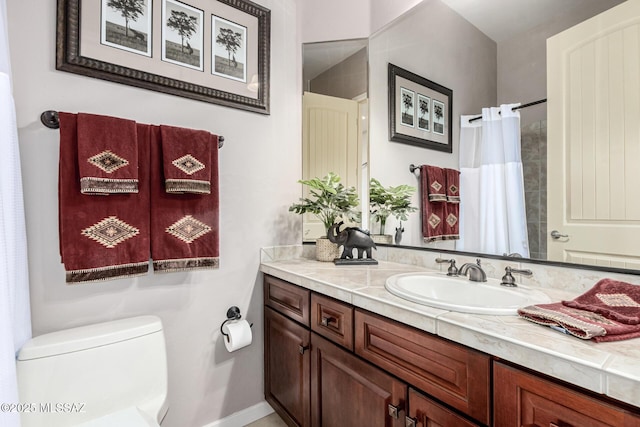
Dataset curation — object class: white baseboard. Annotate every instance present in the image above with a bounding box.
[202,401,274,427]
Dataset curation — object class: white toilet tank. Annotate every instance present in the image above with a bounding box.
[16,315,168,427]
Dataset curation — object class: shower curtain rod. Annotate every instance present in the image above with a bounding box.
[39,110,225,148]
[467,98,547,123]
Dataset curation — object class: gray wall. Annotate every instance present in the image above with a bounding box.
[368,0,497,247]
[497,0,625,126]
[310,48,368,99]
[6,0,300,425]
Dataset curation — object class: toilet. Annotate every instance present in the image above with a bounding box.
[16,315,169,427]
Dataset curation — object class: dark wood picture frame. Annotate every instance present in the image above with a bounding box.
[57,0,271,114]
[388,63,452,152]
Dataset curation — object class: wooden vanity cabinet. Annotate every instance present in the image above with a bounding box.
[264,274,640,427]
[494,362,640,427]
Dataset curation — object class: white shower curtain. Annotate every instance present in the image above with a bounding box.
[457,104,530,257]
[1,1,32,425]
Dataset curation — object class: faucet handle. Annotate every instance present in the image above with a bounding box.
[435,258,458,276]
[501,266,533,287]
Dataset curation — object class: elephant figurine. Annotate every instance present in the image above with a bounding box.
[327,221,377,260]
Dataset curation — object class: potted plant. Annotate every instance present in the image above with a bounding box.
[369,178,417,244]
[289,172,360,261]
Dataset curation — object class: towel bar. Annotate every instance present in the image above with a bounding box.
[409,163,422,174]
[40,110,225,148]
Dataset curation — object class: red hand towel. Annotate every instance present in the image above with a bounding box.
[160,125,217,194]
[562,278,640,324]
[77,113,139,194]
[518,302,640,343]
[150,126,219,271]
[58,113,149,283]
[421,165,446,242]
[424,165,447,202]
[421,165,460,242]
[445,168,460,203]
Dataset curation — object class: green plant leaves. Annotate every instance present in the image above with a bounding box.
[289,172,360,235]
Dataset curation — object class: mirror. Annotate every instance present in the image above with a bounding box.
[301,38,369,241]
[302,0,637,273]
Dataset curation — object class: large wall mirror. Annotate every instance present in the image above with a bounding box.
[302,0,640,274]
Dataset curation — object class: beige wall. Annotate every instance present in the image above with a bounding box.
[6,0,300,426]
[368,0,497,247]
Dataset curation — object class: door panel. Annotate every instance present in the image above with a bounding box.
[302,92,359,240]
[547,1,640,268]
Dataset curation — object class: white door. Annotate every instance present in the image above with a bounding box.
[547,0,640,269]
[302,92,360,240]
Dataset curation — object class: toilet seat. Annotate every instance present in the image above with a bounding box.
[76,407,160,427]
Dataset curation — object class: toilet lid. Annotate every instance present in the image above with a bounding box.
[76,407,160,427]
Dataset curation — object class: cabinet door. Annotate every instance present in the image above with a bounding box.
[407,388,479,427]
[355,309,490,424]
[494,362,640,427]
[311,333,406,427]
[264,307,311,427]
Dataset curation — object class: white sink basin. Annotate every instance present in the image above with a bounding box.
[385,272,550,315]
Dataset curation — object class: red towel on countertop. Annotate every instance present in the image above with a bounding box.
[58,113,150,283]
[160,125,217,194]
[150,125,219,272]
[77,113,139,194]
[421,165,460,242]
[518,279,640,342]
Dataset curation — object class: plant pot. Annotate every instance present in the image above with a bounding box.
[372,234,393,245]
[315,237,339,262]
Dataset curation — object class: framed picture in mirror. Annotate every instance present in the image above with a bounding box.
[388,63,452,152]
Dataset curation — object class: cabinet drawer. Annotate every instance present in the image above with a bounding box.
[407,388,479,427]
[354,309,490,425]
[494,362,640,427]
[310,293,354,350]
[264,275,310,327]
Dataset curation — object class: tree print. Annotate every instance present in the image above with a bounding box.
[402,93,413,112]
[434,103,443,122]
[167,9,198,53]
[216,27,243,69]
[107,0,144,37]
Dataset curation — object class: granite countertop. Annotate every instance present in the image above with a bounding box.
[260,256,640,409]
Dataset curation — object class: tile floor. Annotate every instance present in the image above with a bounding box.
[244,412,287,427]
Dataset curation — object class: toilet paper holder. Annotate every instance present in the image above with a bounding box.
[220,306,253,342]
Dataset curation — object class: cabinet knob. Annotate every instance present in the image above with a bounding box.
[321,316,335,327]
[405,416,417,427]
[388,403,402,419]
[299,344,309,355]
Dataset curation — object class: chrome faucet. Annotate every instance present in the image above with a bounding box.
[458,259,487,282]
